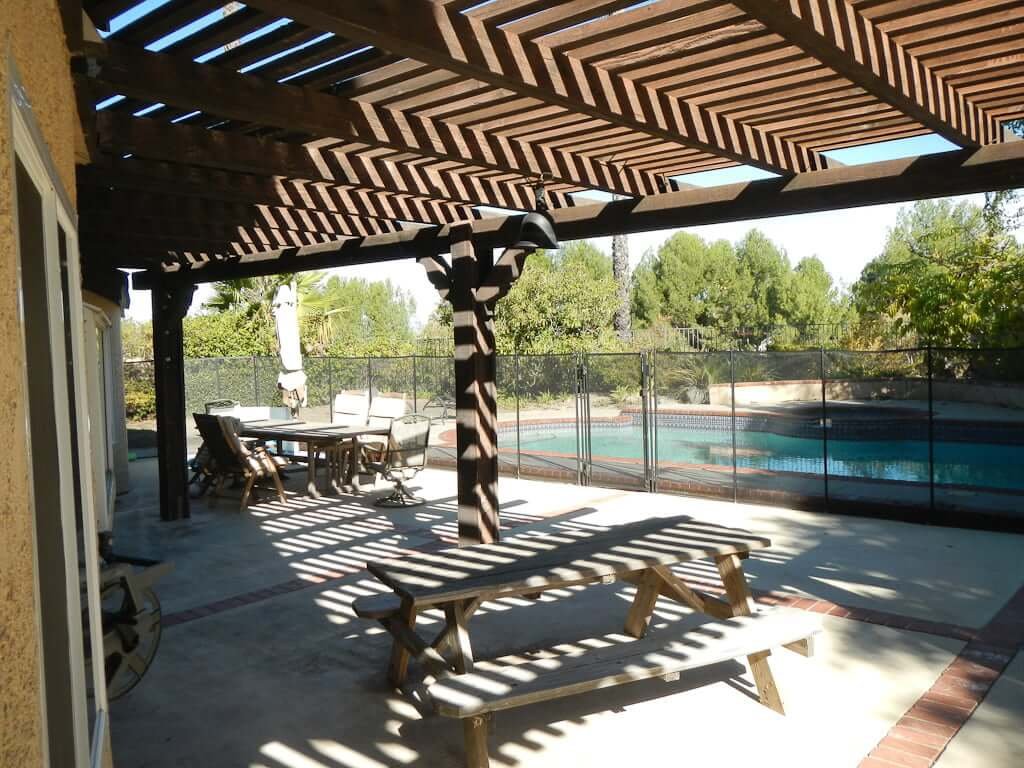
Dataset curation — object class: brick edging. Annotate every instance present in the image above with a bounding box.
[859,585,1024,767]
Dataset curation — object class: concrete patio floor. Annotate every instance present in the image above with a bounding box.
[108,459,1024,768]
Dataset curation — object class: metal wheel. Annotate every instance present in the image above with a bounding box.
[92,577,163,700]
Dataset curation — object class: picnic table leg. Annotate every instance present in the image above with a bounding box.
[388,597,417,688]
[306,441,322,498]
[715,553,785,715]
[346,437,360,492]
[463,714,491,768]
[443,600,475,673]
[624,568,662,638]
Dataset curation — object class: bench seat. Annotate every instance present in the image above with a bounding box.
[352,593,403,620]
[428,608,821,718]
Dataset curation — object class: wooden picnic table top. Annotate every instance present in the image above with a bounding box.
[366,514,771,607]
[239,420,389,443]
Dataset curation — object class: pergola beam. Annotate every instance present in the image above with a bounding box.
[133,139,1024,290]
[247,0,826,175]
[94,113,562,215]
[731,0,1003,147]
[79,157,479,227]
[80,191,405,239]
[93,41,657,197]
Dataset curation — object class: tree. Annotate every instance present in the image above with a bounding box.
[631,232,752,330]
[735,230,790,327]
[852,194,1024,348]
[121,318,152,361]
[315,275,416,356]
[495,244,621,354]
[611,233,631,339]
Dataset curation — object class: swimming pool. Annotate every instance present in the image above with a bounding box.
[502,423,1024,491]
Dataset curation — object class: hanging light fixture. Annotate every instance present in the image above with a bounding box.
[514,174,558,250]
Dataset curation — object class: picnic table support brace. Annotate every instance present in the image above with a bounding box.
[716,553,785,714]
[152,280,195,521]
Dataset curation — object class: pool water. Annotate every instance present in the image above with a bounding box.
[504,424,1024,491]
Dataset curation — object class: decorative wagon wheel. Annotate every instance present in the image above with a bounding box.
[87,576,164,700]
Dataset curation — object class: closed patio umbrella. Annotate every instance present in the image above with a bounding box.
[273,282,307,417]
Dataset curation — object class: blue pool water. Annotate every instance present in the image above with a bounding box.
[504,424,1024,491]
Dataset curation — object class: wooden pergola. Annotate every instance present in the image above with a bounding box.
[71,0,1024,538]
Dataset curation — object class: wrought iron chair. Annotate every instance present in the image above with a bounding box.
[365,414,432,507]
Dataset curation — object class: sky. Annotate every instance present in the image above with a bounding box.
[124,132,1008,329]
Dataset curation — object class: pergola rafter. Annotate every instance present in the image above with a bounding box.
[94,113,568,216]
[245,0,827,175]
[95,42,665,198]
[731,0,1004,147]
[78,159,482,227]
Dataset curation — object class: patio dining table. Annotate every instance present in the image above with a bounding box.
[239,419,389,497]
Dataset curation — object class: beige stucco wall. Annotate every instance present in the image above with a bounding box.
[0,1,79,765]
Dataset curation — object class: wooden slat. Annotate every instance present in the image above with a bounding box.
[716,553,785,714]
[92,41,655,197]
[132,121,1024,288]
[366,515,772,606]
[428,609,822,718]
[732,0,1002,146]
[244,0,826,175]
[94,112,567,213]
[79,157,480,227]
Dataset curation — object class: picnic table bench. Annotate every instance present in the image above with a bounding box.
[354,514,821,768]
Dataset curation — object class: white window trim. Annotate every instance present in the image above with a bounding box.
[8,50,109,767]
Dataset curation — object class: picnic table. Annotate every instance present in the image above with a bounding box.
[239,420,389,497]
[355,513,820,768]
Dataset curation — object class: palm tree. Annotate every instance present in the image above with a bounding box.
[205,272,327,323]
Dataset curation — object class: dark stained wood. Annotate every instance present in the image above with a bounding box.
[151,281,195,521]
[79,157,478,227]
[245,0,825,174]
[418,255,451,301]
[732,0,1000,147]
[133,139,1024,288]
[93,112,570,213]
[93,41,652,197]
[450,226,500,545]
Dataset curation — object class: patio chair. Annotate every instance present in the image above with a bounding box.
[331,390,370,426]
[192,414,288,511]
[365,414,432,507]
[360,393,409,460]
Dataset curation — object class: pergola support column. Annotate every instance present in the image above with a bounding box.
[422,224,542,545]
[152,280,195,521]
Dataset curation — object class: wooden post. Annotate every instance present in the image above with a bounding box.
[450,226,500,544]
[151,280,195,521]
[421,223,541,545]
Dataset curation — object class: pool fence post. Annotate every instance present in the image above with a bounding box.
[640,351,652,493]
[927,346,935,517]
[252,355,259,406]
[412,354,418,412]
[514,352,521,479]
[575,354,584,485]
[820,346,829,512]
[730,349,737,503]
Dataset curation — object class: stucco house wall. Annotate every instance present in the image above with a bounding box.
[0,2,81,765]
